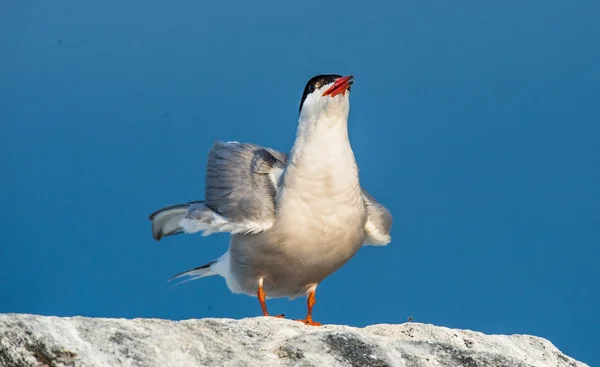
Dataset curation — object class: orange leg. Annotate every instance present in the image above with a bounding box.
[257,283,284,318]
[296,290,322,326]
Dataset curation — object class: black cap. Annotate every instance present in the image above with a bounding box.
[298,74,344,115]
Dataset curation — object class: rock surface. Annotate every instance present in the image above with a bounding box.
[0,314,587,367]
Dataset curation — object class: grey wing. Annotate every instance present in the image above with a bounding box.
[149,201,204,240]
[148,141,287,239]
[362,189,393,246]
[199,141,287,234]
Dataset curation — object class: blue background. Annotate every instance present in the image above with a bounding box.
[1,1,598,365]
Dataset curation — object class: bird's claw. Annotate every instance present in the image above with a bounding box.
[295,318,322,326]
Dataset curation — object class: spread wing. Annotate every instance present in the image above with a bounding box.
[361,190,393,246]
[202,140,287,233]
[149,141,286,239]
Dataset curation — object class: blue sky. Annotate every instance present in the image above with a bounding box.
[1,1,598,365]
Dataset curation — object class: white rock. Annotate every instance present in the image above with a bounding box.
[0,314,588,367]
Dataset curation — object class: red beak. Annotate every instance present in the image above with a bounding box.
[322,75,355,97]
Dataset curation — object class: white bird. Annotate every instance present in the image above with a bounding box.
[149,74,392,325]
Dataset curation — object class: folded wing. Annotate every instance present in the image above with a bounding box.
[361,190,393,246]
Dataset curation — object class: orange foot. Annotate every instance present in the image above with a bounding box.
[296,317,322,326]
[295,290,322,326]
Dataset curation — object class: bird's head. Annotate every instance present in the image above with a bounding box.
[298,74,354,121]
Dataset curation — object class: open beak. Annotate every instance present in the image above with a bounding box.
[322,75,354,97]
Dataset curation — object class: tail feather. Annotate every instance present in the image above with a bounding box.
[168,260,217,287]
[148,201,203,241]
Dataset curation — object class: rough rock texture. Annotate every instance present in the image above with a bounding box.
[0,314,587,367]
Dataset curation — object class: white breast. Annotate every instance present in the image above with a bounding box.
[275,109,366,237]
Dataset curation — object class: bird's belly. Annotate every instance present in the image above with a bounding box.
[228,212,365,299]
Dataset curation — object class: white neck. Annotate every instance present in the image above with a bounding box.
[290,112,351,162]
[278,109,360,202]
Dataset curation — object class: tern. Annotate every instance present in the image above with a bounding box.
[149,74,392,325]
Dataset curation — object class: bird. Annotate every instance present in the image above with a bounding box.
[149,74,392,326]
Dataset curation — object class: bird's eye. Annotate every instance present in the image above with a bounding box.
[308,84,315,93]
